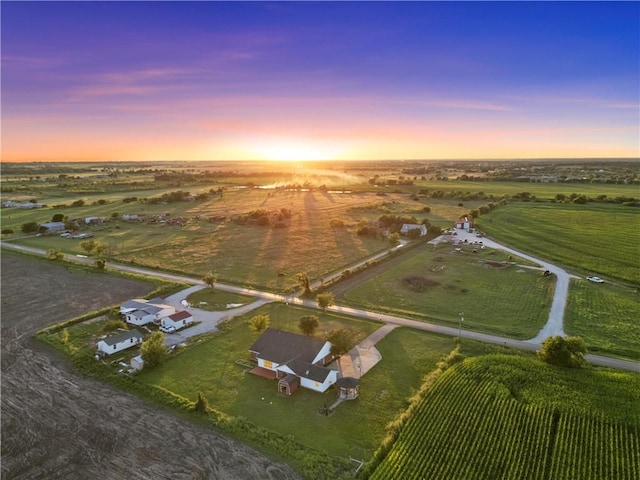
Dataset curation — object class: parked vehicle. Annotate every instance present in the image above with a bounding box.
[587,276,604,283]
[160,325,177,333]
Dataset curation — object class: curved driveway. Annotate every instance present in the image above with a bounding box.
[2,240,637,372]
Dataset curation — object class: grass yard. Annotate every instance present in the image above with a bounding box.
[186,288,256,311]
[138,304,462,460]
[564,279,640,360]
[342,242,554,339]
[476,202,640,283]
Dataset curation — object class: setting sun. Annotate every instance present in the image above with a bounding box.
[254,138,346,162]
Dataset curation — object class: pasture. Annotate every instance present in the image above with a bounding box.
[475,202,640,283]
[341,242,554,339]
[369,354,640,480]
[564,279,640,360]
[3,187,460,291]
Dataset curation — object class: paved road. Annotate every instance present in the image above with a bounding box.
[2,241,638,373]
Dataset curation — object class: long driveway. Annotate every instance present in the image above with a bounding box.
[2,241,638,372]
[439,229,578,342]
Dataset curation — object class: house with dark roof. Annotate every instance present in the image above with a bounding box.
[249,328,338,394]
[161,310,193,330]
[97,329,143,356]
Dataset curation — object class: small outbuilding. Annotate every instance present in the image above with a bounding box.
[336,376,360,400]
[131,355,144,371]
[278,374,300,396]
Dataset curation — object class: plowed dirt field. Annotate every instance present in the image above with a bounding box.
[1,252,299,480]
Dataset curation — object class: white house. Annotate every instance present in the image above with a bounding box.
[121,298,175,326]
[400,223,428,237]
[84,216,101,225]
[161,310,193,330]
[97,330,143,356]
[455,216,474,230]
[249,328,338,393]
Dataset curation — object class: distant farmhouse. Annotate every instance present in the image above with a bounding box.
[249,328,338,394]
[455,216,474,230]
[38,221,66,233]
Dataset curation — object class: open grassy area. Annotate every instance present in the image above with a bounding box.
[476,202,640,283]
[186,288,256,311]
[368,354,640,480]
[138,304,462,460]
[564,279,640,360]
[342,242,554,339]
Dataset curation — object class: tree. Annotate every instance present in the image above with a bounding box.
[80,239,97,255]
[47,248,64,261]
[298,315,319,336]
[202,271,217,289]
[140,331,169,368]
[388,233,400,246]
[537,335,587,368]
[316,292,334,312]
[250,314,270,334]
[51,213,65,222]
[296,272,311,295]
[21,221,39,234]
[194,392,209,414]
[95,243,107,257]
[326,328,354,357]
[95,258,106,270]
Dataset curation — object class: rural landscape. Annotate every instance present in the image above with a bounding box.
[1,158,639,479]
[2,2,639,479]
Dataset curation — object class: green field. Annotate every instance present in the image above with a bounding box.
[369,355,640,480]
[564,280,640,360]
[138,307,459,460]
[342,242,554,339]
[476,202,640,284]
[412,179,640,201]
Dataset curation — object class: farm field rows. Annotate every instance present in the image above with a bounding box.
[476,202,640,284]
[341,242,554,339]
[369,355,640,480]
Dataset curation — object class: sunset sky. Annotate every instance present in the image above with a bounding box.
[2,1,638,162]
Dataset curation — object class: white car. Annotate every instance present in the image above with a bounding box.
[160,325,177,333]
[587,276,604,283]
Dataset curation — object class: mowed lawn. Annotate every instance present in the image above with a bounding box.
[476,202,640,284]
[565,279,640,360]
[138,304,458,459]
[342,243,554,339]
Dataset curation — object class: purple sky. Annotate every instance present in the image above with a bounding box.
[2,1,638,162]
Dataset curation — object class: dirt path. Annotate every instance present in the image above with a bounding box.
[1,252,300,480]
